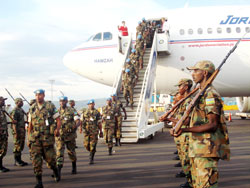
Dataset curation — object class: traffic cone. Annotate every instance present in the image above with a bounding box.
[228,113,232,122]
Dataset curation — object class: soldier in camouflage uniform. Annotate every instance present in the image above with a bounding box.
[175,61,230,188]
[124,58,138,87]
[129,49,140,83]
[10,98,28,166]
[135,34,146,69]
[56,96,80,176]
[136,21,142,38]
[28,89,61,188]
[111,94,127,146]
[168,79,193,188]
[141,17,147,32]
[80,99,103,164]
[102,98,116,155]
[0,96,10,173]
[123,69,134,108]
[69,99,80,148]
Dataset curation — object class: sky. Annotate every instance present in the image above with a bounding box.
[1,0,250,106]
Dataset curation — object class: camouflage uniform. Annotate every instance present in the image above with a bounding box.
[124,61,137,86]
[28,101,59,176]
[123,72,134,106]
[56,106,77,167]
[102,104,116,151]
[10,104,28,166]
[136,24,142,37]
[188,86,230,188]
[129,53,140,76]
[0,106,9,172]
[112,99,124,139]
[81,108,101,153]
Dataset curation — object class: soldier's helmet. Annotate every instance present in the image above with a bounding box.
[59,96,68,101]
[87,99,95,105]
[34,89,45,94]
[131,49,136,53]
[187,60,215,74]
[125,68,130,73]
[137,34,142,40]
[15,98,23,104]
[175,78,193,88]
[126,58,131,63]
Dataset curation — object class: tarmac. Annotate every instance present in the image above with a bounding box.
[0,116,250,188]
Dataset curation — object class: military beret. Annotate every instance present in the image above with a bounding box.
[111,94,117,97]
[137,35,142,39]
[142,17,146,21]
[0,96,7,101]
[175,78,193,87]
[34,89,45,94]
[106,97,112,101]
[138,21,142,24]
[125,68,130,73]
[87,99,95,105]
[131,49,136,53]
[15,98,23,103]
[59,96,68,101]
[187,60,215,74]
[126,58,131,63]
[69,100,75,103]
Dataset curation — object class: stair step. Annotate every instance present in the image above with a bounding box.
[122,127,138,131]
[122,133,138,137]
[121,138,138,143]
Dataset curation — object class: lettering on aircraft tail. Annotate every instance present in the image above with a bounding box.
[94,58,113,63]
[220,15,250,24]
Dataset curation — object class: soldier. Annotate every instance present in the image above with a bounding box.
[0,96,10,173]
[136,21,142,37]
[129,49,140,83]
[174,61,230,188]
[69,99,80,148]
[80,99,103,164]
[135,34,146,69]
[27,89,61,188]
[141,17,147,32]
[124,58,138,87]
[56,96,80,176]
[111,94,127,146]
[123,69,134,108]
[168,79,193,188]
[102,98,116,155]
[10,98,28,166]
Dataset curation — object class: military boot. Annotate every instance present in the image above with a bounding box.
[0,158,10,173]
[118,138,122,146]
[89,152,95,165]
[52,167,60,182]
[115,138,118,146]
[72,162,77,174]
[20,155,28,166]
[14,155,25,166]
[108,147,112,155]
[35,175,43,188]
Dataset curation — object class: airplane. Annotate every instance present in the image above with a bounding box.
[63,5,250,114]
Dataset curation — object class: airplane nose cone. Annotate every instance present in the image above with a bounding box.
[63,51,77,72]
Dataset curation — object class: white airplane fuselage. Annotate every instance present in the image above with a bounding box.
[63,6,250,98]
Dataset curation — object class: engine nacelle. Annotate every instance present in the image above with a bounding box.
[236,97,250,112]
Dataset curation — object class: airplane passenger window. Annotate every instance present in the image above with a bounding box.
[217,28,222,33]
[236,27,241,33]
[188,29,193,35]
[246,27,250,33]
[226,28,231,33]
[103,32,112,40]
[93,33,102,41]
[198,28,203,34]
[179,29,185,35]
[207,28,212,34]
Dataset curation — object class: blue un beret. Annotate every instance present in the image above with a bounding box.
[87,99,95,105]
[59,96,68,101]
[131,49,136,53]
[111,94,117,97]
[107,97,112,101]
[125,68,130,73]
[34,89,45,94]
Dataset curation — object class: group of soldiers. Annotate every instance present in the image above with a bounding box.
[0,88,127,188]
[122,18,159,108]
[160,60,230,188]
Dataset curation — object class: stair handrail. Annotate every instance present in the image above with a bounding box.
[112,34,133,95]
[135,32,157,128]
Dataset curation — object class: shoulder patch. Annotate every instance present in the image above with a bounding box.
[206,98,215,105]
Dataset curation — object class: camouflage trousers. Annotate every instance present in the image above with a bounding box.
[55,135,77,166]
[104,123,115,148]
[123,86,133,105]
[0,136,8,160]
[30,139,57,176]
[12,127,26,157]
[190,157,219,188]
[115,116,122,139]
[178,133,192,186]
[84,131,98,153]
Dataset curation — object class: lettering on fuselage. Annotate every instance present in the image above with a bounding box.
[220,15,250,24]
[94,58,113,63]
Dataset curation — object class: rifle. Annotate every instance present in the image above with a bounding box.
[19,92,31,105]
[173,36,244,133]
[60,91,64,96]
[160,87,199,122]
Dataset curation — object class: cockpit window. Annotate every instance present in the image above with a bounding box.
[93,33,102,41]
[103,32,112,40]
[86,35,93,42]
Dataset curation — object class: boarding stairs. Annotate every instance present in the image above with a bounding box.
[112,31,170,143]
